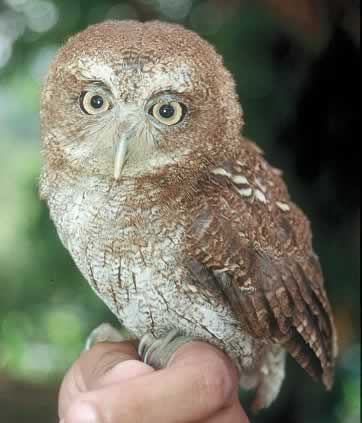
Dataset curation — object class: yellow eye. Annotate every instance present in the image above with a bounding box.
[80,92,111,115]
[150,101,186,126]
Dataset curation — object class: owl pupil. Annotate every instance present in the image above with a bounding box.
[91,95,104,109]
[159,104,175,119]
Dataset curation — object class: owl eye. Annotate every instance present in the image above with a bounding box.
[80,92,111,115]
[150,101,186,126]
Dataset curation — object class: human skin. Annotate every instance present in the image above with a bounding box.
[58,341,250,423]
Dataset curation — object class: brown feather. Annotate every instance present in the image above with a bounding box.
[188,152,337,390]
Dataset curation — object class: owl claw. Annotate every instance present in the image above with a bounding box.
[85,323,125,351]
[138,330,198,369]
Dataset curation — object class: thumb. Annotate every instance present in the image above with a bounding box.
[59,342,154,418]
[167,341,240,405]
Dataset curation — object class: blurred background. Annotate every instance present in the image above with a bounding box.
[0,0,360,422]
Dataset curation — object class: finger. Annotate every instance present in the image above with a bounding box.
[62,341,238,423]
[198,398,250,423]
[79,341,142,389]
[59,341,153,417]
[95,359,154,388]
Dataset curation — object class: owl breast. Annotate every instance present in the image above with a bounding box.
[45,174,260,371]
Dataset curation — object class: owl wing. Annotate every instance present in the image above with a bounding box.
[186,140,337,388]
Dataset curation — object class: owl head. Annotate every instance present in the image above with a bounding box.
[41,20,243,181]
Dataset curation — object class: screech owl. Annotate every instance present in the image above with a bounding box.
[39,20,337,410]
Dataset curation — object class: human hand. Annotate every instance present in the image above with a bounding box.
[59,340,250,423]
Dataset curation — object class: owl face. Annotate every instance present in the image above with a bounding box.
[41,21,243,179]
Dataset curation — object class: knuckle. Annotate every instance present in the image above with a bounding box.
[81,344,128,385]
[86,341,109,358]
[66,399,102,423]
[121,393,145,423]
[93,350,121,376]
[197,355,232,407]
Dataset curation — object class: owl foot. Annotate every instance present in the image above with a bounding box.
[251,347,286,412]
[85,323,126,351]
[138,330,198,369]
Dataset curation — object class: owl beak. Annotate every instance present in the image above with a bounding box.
[114,137,129,179]
[113,123,136,179]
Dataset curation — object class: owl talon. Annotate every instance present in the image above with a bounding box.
[85,323,125,351]
[138,330,198,369]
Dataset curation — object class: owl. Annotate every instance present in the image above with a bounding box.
[39,20,337,410]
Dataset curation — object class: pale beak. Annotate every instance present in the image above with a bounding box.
[113,123,136,180]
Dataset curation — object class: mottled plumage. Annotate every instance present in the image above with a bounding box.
[39,20,337,410]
